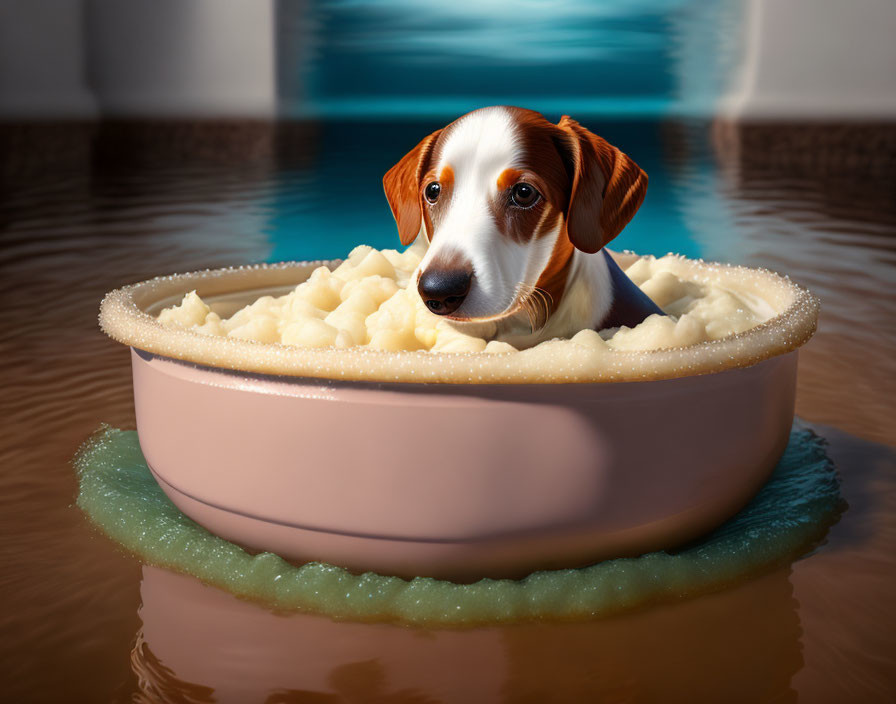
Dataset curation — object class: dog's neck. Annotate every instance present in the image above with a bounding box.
[469,249,662,349]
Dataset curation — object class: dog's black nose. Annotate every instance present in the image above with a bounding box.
[418,268,472,315]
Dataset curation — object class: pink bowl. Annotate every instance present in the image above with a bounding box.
[101,256,817,580]
[132,346,797,581]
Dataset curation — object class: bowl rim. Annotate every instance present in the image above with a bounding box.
[99,251,819,385]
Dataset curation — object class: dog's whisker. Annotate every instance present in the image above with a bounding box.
[513,282,553,334]
[535,287,554,330]
[527,294,540,330]
[513,283,537,332]
[519,285,551,333]
[520,297,536,332]
[524,297,539,332]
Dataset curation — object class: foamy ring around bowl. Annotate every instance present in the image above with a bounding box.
[99,252,819,384]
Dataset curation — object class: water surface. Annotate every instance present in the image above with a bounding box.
[0,120,893,701]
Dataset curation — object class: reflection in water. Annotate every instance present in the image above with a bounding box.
[710,121,896,446]
[131,630,216,704]
[134,564,801,703]
[0,121,894,700]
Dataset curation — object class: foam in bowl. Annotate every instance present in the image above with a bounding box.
[155,244,777,354]
[99,249,818,383]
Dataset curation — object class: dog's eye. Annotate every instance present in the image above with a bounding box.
[511,183,540,208]
[424,182,441,204]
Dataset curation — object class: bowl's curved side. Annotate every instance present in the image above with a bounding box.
[132,348,798,581]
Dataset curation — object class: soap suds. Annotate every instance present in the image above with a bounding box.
[99,251,819,384]
[157,245,776,355]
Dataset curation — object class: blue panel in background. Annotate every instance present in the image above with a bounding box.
[281,0,739,120]
[265,0,742,262]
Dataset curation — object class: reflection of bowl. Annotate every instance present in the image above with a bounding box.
[100,255,818,580]
[135,564,802,702]
[135,566,507,701]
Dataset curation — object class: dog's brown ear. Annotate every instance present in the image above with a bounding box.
[555,116,648,253]
[383,129,442,245]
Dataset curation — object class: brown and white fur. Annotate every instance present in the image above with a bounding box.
[383,106,663,348]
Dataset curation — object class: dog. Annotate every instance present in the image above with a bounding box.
[383,106,663,348]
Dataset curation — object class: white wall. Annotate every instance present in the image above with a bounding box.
[0,0,276,119]
[0,0,97,118]
[85,0,276,118]
[721,0,896,120]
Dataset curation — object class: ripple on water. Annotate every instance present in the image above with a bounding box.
[0,120,893,698]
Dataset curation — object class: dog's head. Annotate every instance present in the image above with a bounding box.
[383,106,647,329]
